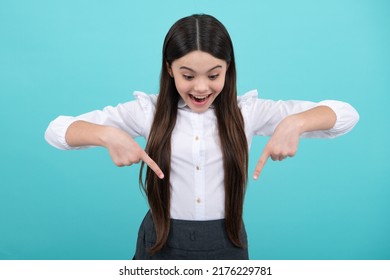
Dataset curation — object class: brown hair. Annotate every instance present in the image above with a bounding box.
[140,14,248,254]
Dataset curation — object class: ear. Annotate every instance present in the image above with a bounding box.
[166,62,173,77]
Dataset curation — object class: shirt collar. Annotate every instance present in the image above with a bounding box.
[178,98,187,108]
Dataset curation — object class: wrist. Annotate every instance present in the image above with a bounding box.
[98,125,116,148]
[285,114,306,135]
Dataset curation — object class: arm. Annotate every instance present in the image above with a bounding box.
[241,90,359,139]
[284,105,337,137]
[253,105,337,180]
[239,90,359,180]
[45,92,163,178]
[64,120,164,179]
[44,92,158,150]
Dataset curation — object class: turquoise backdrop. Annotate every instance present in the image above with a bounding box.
[0,0,389,260]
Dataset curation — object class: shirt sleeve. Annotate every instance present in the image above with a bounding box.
[238,89,359,138]
[44,91,157,150]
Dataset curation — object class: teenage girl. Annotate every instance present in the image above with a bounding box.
[45,14,359,260]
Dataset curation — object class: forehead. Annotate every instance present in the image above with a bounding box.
[172,51,227,71]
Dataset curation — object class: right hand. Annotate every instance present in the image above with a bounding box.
[102,126,164,179]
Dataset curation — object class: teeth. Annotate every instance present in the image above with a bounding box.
[192,94,210,100]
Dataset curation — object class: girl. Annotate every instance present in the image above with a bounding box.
[45,14,359,260]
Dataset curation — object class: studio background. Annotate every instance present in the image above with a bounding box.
[0,0,389,259]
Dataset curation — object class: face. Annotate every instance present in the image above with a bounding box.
[168,51,228,113]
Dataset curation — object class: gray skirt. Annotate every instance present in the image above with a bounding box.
[134,211,249,260]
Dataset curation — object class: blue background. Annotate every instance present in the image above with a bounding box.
[0,0,389,260]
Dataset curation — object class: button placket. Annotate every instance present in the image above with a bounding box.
[191,113,205,219]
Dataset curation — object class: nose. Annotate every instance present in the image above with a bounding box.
[193,77,208,93]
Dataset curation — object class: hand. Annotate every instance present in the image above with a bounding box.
[102,126,164,179]
[253,115,302,180]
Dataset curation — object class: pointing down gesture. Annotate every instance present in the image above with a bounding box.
[65,121,164,179]
[104,126,165,179]
[253,106,337,180]
[253,115,301,180]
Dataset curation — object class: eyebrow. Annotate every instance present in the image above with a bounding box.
[179,65,223,72]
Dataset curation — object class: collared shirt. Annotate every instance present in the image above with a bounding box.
[45,90,359,220]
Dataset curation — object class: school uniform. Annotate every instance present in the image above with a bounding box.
[45,90,359,259]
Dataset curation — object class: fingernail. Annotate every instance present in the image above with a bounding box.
[253,175,258,180]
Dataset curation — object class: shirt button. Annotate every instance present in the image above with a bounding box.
[196,198,201,203]
[196,166,200,170]
[195,136,199,141]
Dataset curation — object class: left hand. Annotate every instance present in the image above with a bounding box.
[253,115,302,180]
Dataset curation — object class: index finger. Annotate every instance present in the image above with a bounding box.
[253,149,270,180]
[140,151,165,179]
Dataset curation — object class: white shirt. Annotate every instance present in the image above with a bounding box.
[45,90,359,220]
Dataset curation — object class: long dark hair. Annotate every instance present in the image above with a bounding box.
[140,14,248,254]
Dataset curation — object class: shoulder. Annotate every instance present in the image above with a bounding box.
[237,89,261,113]
[133,91,158,108]
[237,89,259,104]
[132,91,158,113]
[237,89,259,107]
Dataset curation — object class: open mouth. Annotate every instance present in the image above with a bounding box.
[189,93,213,103]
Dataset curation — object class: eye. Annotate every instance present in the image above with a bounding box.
[209,74,219,80]
[183,75,194,81]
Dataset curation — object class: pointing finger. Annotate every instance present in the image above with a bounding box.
[253,149,270,180]
[140,151,165,179]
